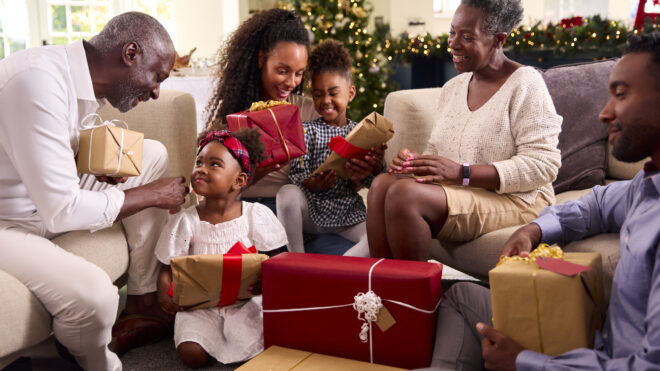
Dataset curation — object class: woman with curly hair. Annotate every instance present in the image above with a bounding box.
[204,8,318,212]
[367,0,562,263]
[276,40,385,257]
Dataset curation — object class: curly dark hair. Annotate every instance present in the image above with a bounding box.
[309,39,353,82]
[197,128,266,169]
[204,8,310,131]
[461,0,523,35]
[624,30,660,89]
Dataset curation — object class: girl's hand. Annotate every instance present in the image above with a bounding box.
[303,171,336,191]
[248,280,262,295]
[401,155,462,185]
[388,148,420,173]
[368,142,388,174]
[157,287,184,315]
[345,157,372,182]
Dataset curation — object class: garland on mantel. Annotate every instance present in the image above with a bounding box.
[384,15,659,63]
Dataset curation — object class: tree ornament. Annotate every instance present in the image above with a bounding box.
[369,65,380,74]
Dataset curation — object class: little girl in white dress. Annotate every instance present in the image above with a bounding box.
[155,129,287,368]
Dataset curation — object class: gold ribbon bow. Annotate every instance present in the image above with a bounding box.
[497,244,564,266]
[248,100,290,112]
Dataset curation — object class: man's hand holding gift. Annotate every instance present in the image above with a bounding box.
[477,322,525,371]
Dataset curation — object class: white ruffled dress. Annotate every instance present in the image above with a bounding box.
[154,201,287,363]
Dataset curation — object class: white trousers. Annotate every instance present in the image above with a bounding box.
[275,184,369,257]
[0,140,169,371]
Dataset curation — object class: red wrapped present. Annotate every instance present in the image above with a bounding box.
[262,252,443,369]
[226,100,305,167]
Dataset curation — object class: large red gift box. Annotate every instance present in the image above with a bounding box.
[226,101,305,168]
[262,252,443,369]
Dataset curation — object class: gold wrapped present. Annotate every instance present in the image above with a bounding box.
[312,112,394,179]
[237,346,406,371]
[77,116,143,176]
[171,252,268,311]
[489,249,605,356]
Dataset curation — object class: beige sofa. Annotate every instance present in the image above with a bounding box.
[0,89,198,368]
[382,59,647,296]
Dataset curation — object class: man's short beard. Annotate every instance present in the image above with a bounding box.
[115,84,142,113]
[612,131,650,163]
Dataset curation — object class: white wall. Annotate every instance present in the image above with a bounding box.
[172,0,228,60]
[371,0,636,38]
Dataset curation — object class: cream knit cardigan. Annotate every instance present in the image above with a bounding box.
[424,66,562,204]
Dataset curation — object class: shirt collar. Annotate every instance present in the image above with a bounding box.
[65,40,97,103]
[643,161,660,192]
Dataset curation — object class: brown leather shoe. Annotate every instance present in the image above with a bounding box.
[109,313,173,356]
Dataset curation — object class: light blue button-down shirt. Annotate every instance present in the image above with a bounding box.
[515,165,660,370]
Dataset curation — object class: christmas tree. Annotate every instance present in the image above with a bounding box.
[279,0,394,121]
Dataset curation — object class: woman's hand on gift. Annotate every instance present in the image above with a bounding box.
[398,154,462,185]
[499,223,542,258]
[250,163,283,185]
[95,175,129,185]
[477,322,524,371]
[388,148,420,173]
[303,171,336,191]
[249,280,262,296]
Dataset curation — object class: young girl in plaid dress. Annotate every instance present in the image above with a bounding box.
[276,40,385,256]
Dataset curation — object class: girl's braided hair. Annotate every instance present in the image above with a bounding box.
[204,8,310,131]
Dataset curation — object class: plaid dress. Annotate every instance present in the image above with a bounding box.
[288,117,376,228]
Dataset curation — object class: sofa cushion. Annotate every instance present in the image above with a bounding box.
[606,143,649,180]
[540,59,616,193]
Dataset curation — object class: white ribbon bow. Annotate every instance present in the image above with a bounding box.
[79,113,130,175]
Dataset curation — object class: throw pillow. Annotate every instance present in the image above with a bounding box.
[540,59,616,193]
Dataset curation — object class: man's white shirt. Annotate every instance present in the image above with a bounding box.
[0,40,124,235]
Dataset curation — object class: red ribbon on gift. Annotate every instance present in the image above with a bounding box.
[167,241,257,301]
[328,136,370,159]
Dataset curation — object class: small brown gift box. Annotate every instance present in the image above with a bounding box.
[171,253,268,311]
[489,252,605,356]
[312,112,394,179]
[237,346,406,371]
[77,122,143,177]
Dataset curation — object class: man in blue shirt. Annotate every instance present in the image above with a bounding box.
[426,30,660,370]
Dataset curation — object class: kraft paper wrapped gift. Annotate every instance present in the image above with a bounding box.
[77,117,143,177]
[489,251,605,356]
[312,112,394,179]
[262,252,442,369]
[170,242,268,311]
[226,100,305,167]
[237,346,406,371]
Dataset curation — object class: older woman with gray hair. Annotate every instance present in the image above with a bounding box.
[367,0,562,262]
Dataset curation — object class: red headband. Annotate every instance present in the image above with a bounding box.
[198,130,252,182]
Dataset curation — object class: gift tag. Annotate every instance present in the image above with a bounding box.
[536,257,592,276]
[375,304,396,332]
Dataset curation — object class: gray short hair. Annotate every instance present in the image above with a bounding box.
[460,0,523,35]
[90,12,173,56]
